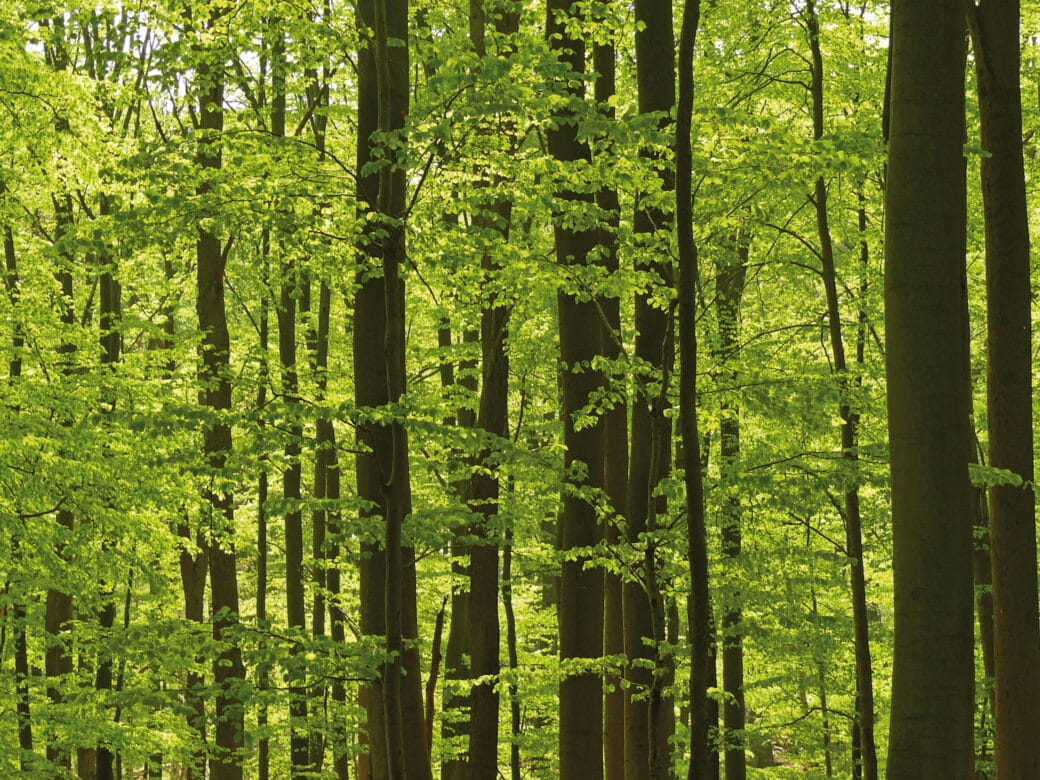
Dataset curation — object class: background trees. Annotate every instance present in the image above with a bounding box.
[0,0,1035,778]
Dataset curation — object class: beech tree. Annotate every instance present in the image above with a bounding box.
[968,1,1040,776]
[884,0,974,775]
[2,0,1037,778]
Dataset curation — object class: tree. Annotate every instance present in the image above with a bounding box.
[192,8,246,777]
[676,0,714,777]
[546,0,606,772]
[714,234,747,780]
[884,0,974,775]
[626,0,678,774]
[967,1,1040,776]
[802,3,877,775]
[356,0,433,773]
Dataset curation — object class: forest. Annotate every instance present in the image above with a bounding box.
[1,0,1037,777]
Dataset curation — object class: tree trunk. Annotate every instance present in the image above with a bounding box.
[715,237,747,780]
[594,36,628,780]
[970,437,996,770]
[546,0,606,773]
[676,0,713,776]
[968,3,1040,777]
[95,190,120,780]
[884,1,974,775]
[256,230,271,780]
[440,325,477,780]
[357,0,432,774]
[627,0,676,774]
[503,512,523,780]
[354,0,388,773]
[465,3,518,772]
[46,187,76,774]
[268,18,311,775]
[4,197,33,772]
[802,5,877,777]
[194,37,245,780]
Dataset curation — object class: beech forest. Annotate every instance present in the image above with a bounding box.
[1,0,1038,777]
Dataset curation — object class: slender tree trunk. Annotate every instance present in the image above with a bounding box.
[884,1,974,775]
[194,36,245,780]
[355,0,389,772]
[802,5,877,777]
[95,191,120,780]
[676,0,713,777]
[715,238,747,780]
[967,4,1040,777]
[502,512,523,780]
[627,0,676,774]
[465,4,517,773]
[268,18,311,775]
[440,325,477,780]
[546,0,606,773]
[4,198,33,772]
[257,229,271,780]
[970,437,996,773]
[594,36,628,780]
[316,280,349,780]
[46,188,76,774]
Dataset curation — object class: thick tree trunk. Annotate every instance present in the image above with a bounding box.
[357,0,432,775]
[440,326,477,780]
[467,258,509,778]
[546,0,606,773]
[884,1,974,775]
[967,4,1040,778]
[355,0,389,774]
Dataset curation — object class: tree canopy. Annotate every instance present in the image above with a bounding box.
[1,0,1037,778]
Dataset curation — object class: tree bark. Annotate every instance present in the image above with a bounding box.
[268,17,311,775]
[627,0,676,774]
[803,5,877,776]
[95,190,120,780]
[546,0,606,773]
[46,185,76,774]
[967,3,1040,777]
[357,0,433,774]
[676,0,713,777]
[715,237,747,780]
[884,1,974,775]
[465,4,518,772]
[594,36,628,780]
[4,194,33,772]
[194,33,245,780]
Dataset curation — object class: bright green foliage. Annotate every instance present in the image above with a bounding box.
[0,0,1026,776]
